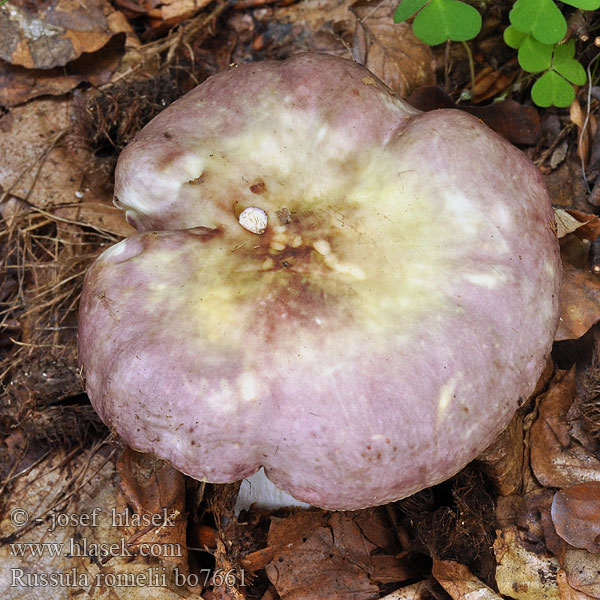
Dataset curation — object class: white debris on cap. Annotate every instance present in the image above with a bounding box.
[313,239,331,256]
[239,206,268,234]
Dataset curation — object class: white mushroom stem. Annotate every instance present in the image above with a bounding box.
[234,468,312,516]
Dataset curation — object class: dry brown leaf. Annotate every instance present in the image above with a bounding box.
[114,0,160,14]
[380,582,430,600]
[543,155,591,209]
[253,0,434,97]
[551,482,600,553]
[154,0,212,24]
[350,0,435,96]
[432,559,502,600]
[370,555,416,584]
[0,445,196,600]
[472,60,519,103]
[0,35,126,107]
[476,411,525,496]
[243,509,413,599]
[0,97,78,204]
[570,99,591,165]
[530,369,600,488]
[116,447,188,569]
[550,141,569,170]
[556,261,600,341]
[465,100,541,146]
[566,209,600,241]
[354,507,402,555]
[0,0,120,69]
[523,487,564,559]
[0,2,136,107]
[494,526,561,600]
[0,96,134,237]
[559,549,600,598]
[555,209,592,239]
[496,495,527,528]
[554,208,600,241]
[328,511,378,567]
[406,86,541,146]
[241,545,276,572]
[557,569,598,600]
[265,520,379,600]
[231,0,297,7]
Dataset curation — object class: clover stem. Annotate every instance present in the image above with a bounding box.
[461,40,476,100]
[444,40,451,91]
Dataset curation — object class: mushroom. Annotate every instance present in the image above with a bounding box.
[78,53,561,511]
[551,481,600,553]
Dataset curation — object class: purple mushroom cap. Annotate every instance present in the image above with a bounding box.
[78,53,561,510]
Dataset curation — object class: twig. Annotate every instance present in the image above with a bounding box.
[99,0,228,91]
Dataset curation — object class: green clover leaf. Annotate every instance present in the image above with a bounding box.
[531,70,576,107]
[518,35,553,73]
[561,0,600,8]
[553,58,587,85]
[516,39,586,107]
[394,0,430,22]
[553,41,587,85]
[553,39,576,60]
[509,0,566,45]
[395,0,481,45]
[503,25,527,49]
[395,0,591,109]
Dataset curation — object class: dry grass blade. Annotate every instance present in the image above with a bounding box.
[0,434,118,543]
[0,0,229,512]
[0,200,113,494]
[579,377,600,442]
[0,201,116,382]
[99,0,228,92]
